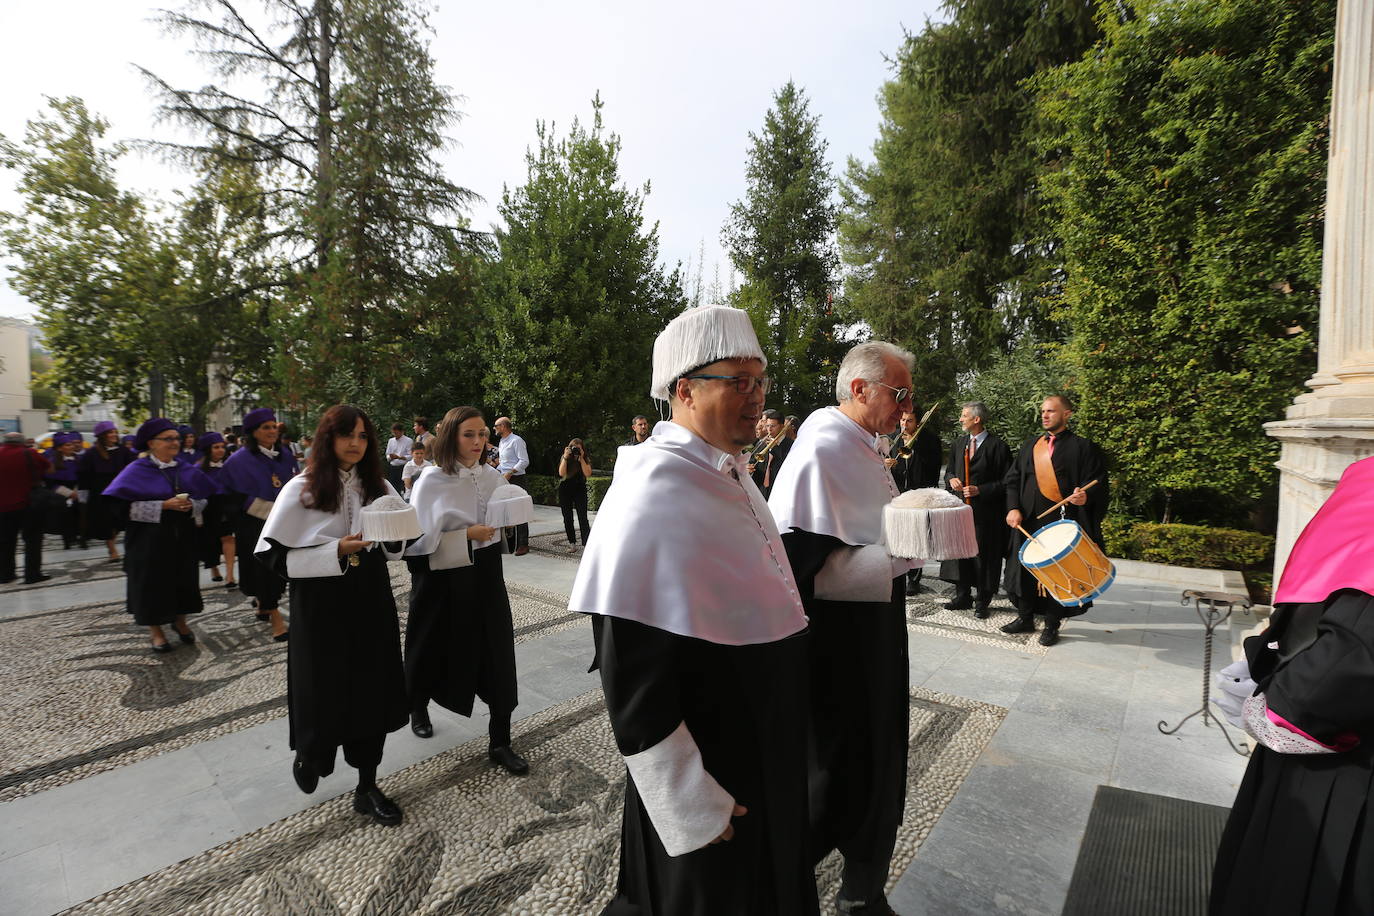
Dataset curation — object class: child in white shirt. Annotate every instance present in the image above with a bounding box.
[401,442,434,499]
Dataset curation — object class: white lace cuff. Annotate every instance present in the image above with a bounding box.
[1242,693,1338,755]
[286,541,346,578]
[429,529,474,570]
[129,500,163,523]
[623,721,735,857]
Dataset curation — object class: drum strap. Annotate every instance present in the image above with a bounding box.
[1033,436,1063,503]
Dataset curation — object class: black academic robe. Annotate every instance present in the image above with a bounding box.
[404,544,518,717]
[1002,429,1108,619]
[749,437,792,500]
[592,614,817,916]
[109,500,203,626]
[887,428,942,493]
[1211,590,1374,915]
[258,543,408,777]
[197,466,235,568]
[781,531,908,878]
[938,433,1013,598]
[76,447,132,541]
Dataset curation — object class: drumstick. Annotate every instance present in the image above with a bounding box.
[1035,479,1100,520]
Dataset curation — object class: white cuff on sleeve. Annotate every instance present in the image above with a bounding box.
[623,721,735,857]
[814,543,900,602]
[429,529,475,570]
[77,489,90,504]
[286,540,346,578]
[130,500,163,523]
[55,486,75,499]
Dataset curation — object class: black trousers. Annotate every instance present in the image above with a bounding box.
[953,553,1003,604]
[0,507,44,582]
[506,474,529,549]
[558,478,590,544]
[386,464,405,493]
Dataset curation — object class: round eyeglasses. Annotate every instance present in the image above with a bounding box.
[870,380,911,404]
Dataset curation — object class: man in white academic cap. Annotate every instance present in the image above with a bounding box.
[570,305,818,916]
[768,340,918,916]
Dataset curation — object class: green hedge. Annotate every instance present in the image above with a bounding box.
[1103,516,1273,570]
[523,474,613,511]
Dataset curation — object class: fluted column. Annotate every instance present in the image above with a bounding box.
[1266,0,1374,584]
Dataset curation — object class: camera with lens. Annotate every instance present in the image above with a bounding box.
[569,446,581,458]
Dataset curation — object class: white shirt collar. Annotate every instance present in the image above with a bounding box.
[971,429,988,446]
[151,457,179,469]
[258,446,279,459]
[654,421,748,478]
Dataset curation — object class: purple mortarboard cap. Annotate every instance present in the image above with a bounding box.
[242,408,276,433]
[70,431,84,444]
[196,431,225,452]
[177,424,195,437]
[52,432,74,446]
[134,418,176,451]
[93,420,117,437]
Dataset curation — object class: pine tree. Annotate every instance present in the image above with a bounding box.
[484,97,685,469]
[723,81,843,416]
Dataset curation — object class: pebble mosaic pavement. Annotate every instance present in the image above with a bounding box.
[62,686,1004,916]
[0,568,580,803]
[905,577,1049,656]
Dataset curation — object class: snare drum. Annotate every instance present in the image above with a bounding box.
[1017,519,1115,607]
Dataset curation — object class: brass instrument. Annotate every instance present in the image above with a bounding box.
[892,401,940,461]
[748,417,795,468]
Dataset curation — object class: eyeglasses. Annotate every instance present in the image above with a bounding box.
[683,374,772,395]
[870,380,912,404]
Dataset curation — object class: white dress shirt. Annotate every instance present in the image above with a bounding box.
[497,432,529,476]
[385,435,414,467]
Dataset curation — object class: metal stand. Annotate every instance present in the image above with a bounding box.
[1157,589,1252,757]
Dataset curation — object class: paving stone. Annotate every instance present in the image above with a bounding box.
[0,841,70,915]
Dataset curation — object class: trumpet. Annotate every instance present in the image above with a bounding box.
[749,417,795,468]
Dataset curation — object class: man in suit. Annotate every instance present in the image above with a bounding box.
[748,409,792,500]
[886,407,943,595]
[943,402,1013,617]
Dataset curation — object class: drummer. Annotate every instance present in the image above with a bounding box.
[1002,395,1108,646]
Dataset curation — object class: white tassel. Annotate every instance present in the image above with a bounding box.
[651,306,766,400]
[360,494,423,542]
[884,489,979,560]
[486,484,534,528]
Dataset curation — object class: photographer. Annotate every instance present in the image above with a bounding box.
[557,438,593,546]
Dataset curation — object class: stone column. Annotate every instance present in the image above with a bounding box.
[205,358,236,434]
[1265,0,1374,583]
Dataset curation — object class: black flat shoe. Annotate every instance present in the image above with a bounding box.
[488,744,529,775]
[256,613,272,622]
[176,628,196,644]
[1039,627,1061,647]
[353,786,402,826]
[1001,616,1036,634]
[944,597,974,611]
[292,757,319,794]
[24,574,52,584]
[974,606,992,620]
[273,630,290,643]
[151,641,174,654]
[411,712,433,739]
[108,556,122,564]
[224,580,237,589]
[211,573,223,582]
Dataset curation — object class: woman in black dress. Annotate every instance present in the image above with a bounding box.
[404,406,528,775]
[103,419,217,653]
[1211,455,1374,915]
[76,420,132,562]
[254,405,410,825]
[557,438,593,546]
[196,432,237,587]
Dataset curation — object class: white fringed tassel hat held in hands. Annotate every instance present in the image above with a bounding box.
[360,495,423,543]
[883,488,979,560]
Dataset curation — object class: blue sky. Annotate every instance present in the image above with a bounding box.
[0,0,947,318]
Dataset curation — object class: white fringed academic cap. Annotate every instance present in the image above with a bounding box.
[650,305,767,400]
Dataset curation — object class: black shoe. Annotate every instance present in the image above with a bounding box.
[1001,616,1035,634]
[411,711,433,739]
[513,546,529,557]
[24,574,52,584]
[0,576,15,584]
[1039,627,1061,647]
[211,573,223,582]
[273,630,290,643]
[945,596,974,611]
[974,605,992,619]
[353,786,402,826]
[292,757,319,794]
[224,580,237,589]
[489,744,529,775]
[175,627,196,644]
[151,640,174,654]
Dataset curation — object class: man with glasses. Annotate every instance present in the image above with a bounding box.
[571,305,817,915]
[769,340,917,916]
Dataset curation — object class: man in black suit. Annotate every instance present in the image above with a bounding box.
[943,402,1013,617]
[886,407,943,595]
[748,409,792,499]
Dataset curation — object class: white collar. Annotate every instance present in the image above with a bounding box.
[258,446,279,459]
[151,457,179,469]
[209,460,224,468]
[658,421,749,479]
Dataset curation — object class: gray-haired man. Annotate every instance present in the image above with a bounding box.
[942,402,1013,616]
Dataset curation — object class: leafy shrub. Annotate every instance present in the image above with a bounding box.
[587,476,612,511]
[1128,522,1272,570]
[522,474,559,507]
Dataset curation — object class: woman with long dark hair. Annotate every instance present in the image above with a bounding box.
[221,408,298,640]
[77,420,132,562]
[104,419,217,652]
[557,437,592,546]
[404,406,528,774]
[255,405,410,825]
[196,432,237,587]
